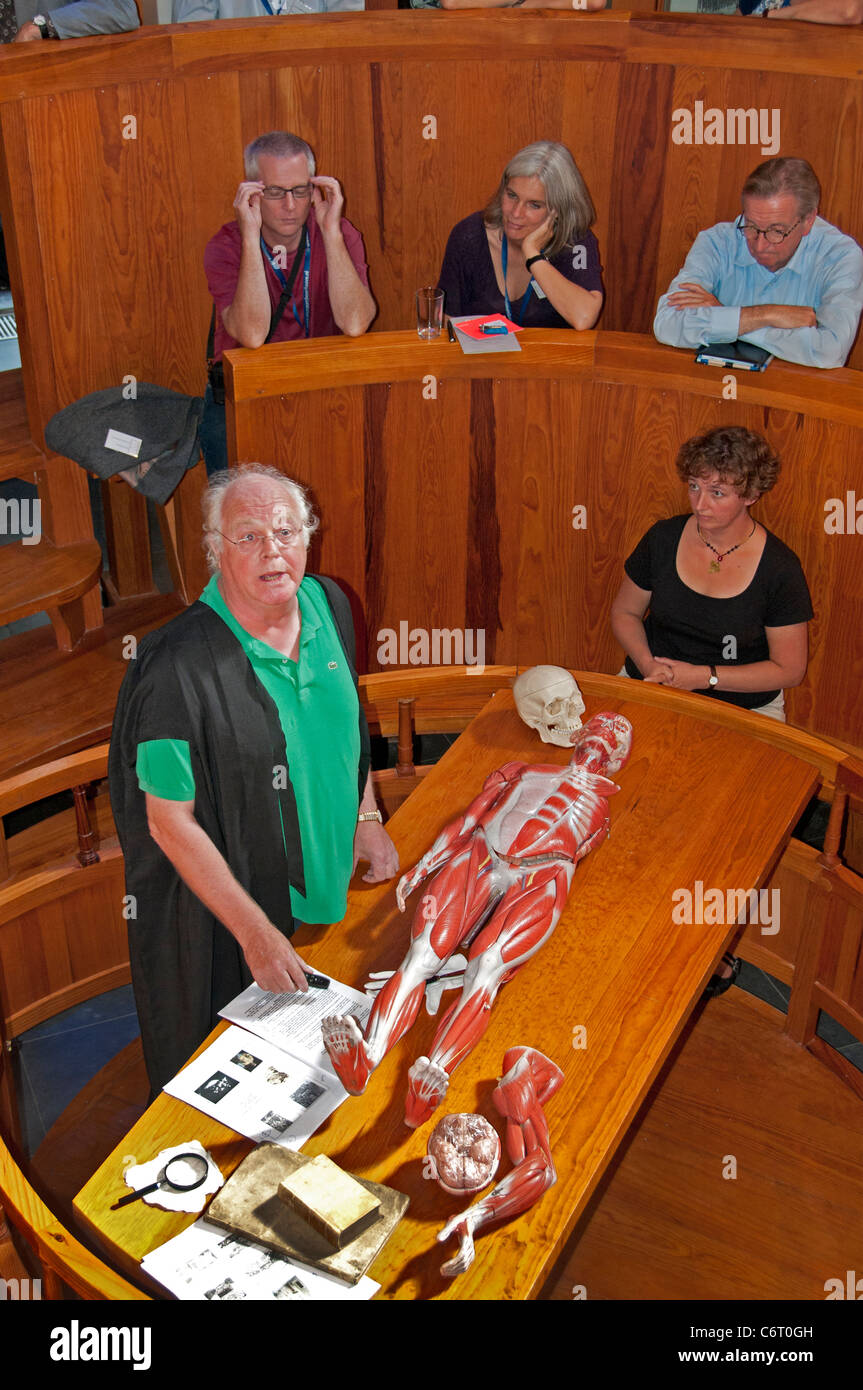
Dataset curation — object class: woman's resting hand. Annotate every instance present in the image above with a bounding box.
[645,659,709,691]
[641,657,676,684]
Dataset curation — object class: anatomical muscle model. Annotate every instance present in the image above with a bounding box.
[437,1045,564,1278]
[321,711,633,1128]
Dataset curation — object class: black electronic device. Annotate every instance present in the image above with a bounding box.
[695,340,773,371]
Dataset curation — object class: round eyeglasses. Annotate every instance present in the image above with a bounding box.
[260,185,313,202]
[216,526,303,551]
[735,214,803,246]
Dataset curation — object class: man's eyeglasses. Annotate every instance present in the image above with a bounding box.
[216,526,304,550]
[260,185,313,202]
[735,214,802,246]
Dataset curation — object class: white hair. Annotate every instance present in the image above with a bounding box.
[201,464,319,574]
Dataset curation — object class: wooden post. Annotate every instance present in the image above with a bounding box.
[72,785,100,868]
[784,882,823,1047]
[101,478,155,603]
[396,699,415,778]
[818,791,846,870]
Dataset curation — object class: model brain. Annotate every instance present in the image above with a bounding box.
[428,1113,501,1195]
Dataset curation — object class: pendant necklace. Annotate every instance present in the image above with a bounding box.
[697,519,756,573]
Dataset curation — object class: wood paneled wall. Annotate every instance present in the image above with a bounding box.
[1,11,863,449]
[225,331,863,747]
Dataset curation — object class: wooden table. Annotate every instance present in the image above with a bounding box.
[74,688,818,1300]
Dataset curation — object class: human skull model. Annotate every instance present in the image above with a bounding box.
[513,665,586,746]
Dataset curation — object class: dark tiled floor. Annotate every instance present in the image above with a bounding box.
[737,960,863,1071]
[369,730,459,771]
[13,986,140,1157]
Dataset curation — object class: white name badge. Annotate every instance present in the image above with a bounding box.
[104,428,143,459]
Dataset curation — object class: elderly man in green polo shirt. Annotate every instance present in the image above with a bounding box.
[109,464,398,1093]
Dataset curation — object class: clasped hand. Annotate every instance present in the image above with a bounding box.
[643,658,710,691]
[667,284,817,330]
[667,282,721,309]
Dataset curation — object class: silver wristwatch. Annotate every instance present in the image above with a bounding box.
[33,14,60,37]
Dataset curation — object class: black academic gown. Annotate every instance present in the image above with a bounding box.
[108,576,370,1094]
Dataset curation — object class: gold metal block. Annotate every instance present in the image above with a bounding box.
[278,1154,381,1248]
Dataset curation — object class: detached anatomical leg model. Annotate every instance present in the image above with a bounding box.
[322,713,632,1121]
[437,1046,564,1278]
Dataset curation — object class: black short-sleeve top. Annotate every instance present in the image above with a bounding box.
[623,515,813,709]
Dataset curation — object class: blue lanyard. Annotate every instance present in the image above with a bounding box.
[501,236,535,325]
[260,232,311,338]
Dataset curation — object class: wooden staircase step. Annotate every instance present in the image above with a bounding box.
[0,539,102,628]
[0,592,183,779]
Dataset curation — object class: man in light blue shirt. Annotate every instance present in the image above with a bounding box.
[654,157,863,369]
[172,0,362,18]
[13,0,139,38]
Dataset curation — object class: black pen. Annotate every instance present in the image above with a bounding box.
[446,318,456,343]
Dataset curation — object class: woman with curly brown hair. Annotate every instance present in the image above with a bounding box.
[610,425,812,723]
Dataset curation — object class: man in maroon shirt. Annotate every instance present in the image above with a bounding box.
[202,130,376,474]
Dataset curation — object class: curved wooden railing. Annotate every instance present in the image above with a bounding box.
[221,331,863,747]
[2,12,862,434]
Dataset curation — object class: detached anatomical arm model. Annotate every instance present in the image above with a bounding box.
[437,1046,564,1277]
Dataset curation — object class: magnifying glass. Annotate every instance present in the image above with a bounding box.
[112,1151,211,1210]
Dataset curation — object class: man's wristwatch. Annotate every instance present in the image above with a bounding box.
[357,810,383,824]
[32,14,60,37]
[708,665,719,688]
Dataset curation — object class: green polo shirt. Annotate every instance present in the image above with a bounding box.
[136,575,360,925]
